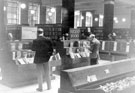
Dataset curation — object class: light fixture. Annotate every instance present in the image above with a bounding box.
[113,17,117,21]
[81,16,84,20]
[115,20,119,23]
[122,18,126,22]
[95,18,98,21]
[3,6,6,11]
[20,3,26,9]
[50,7,55,12]
[99,15,104,19]
[30,10,35,15]
[48,12,52,16]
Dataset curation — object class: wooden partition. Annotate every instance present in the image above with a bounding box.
[99,40,135,61]
[59,58,135,93]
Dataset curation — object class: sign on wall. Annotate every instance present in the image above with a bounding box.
[21,26,37,40]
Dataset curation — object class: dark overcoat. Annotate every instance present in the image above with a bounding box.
[32,36,53,64]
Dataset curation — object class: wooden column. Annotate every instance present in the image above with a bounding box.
[56,6,62,24]
[0,0,6,48]
[40,5,46,24]
[103,0,114,40]
[21,2,29,25]
[62,0,75,34]
[130,8,135,39]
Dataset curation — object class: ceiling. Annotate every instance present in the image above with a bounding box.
[42,0,135,14]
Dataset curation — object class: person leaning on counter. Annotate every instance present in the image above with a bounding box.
[31,28,53,92]
[87,34,100,65]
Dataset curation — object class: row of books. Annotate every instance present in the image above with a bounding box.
[63,40,90,48]
[44,31,61,36]
[69,52,90,59]
[16,57,34,65]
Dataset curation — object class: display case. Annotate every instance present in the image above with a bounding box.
[0,40,38,87]
[62,40,90,70]
[1,25,63,87]
[99,40,135,61]
[58,58,135,93]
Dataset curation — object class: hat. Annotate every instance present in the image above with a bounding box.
[89,34,95,38]
[38,28,43,32]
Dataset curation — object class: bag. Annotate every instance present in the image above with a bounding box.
[49,53,61,67]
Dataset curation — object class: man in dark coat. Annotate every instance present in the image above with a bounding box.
[32,28,53,91]
[87,34,100,65]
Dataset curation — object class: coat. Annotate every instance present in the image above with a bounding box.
[90,38,100,59]
[32,36,53,64]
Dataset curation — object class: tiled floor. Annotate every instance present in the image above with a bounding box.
[0,75,60,93]
[0,60,110,93]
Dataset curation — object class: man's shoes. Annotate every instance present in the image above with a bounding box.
[36,88,43,92]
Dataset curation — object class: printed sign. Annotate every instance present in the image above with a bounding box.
[21,26,37,40]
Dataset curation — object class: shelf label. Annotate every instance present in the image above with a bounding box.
[87,75,97,82]
[104,69,110,74]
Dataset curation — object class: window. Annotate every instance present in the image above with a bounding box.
[28,3,40,26]
[46,7,56,24]
[99,14,104,27]
[86,12,93,27]
[6,0,21,25]
[74,10,82,28]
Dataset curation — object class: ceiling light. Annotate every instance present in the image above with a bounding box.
[48,12,52,16]
[113,17,117,21]
[95,18,98,21]
[50,7,55,12]
[30,10,35,14]
[122,18,126,22]
[20,3,26,9]
[115,20,119,23]
[81,16,84,20]
[99,15,104,19]
[3,6,6,11]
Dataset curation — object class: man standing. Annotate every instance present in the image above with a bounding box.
[87,34,100,65]
[32,28,53,91]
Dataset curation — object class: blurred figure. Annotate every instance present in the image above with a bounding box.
[32,28,53,92]
[108,32,116,41]
[87,34,100,65]
[8,33,13,41]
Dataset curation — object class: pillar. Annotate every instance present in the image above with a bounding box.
[40,5,46,24]
[56,6,62,24]
[21,1,29,25]
[62,0,75,34]
[0,0,6,47]
[103,0,114,40]
[130,8,135,39]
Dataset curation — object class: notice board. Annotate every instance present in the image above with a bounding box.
[21,26,37,40]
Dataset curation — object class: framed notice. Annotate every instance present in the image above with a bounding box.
[21,26,37,40]
[70,28,80,40]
